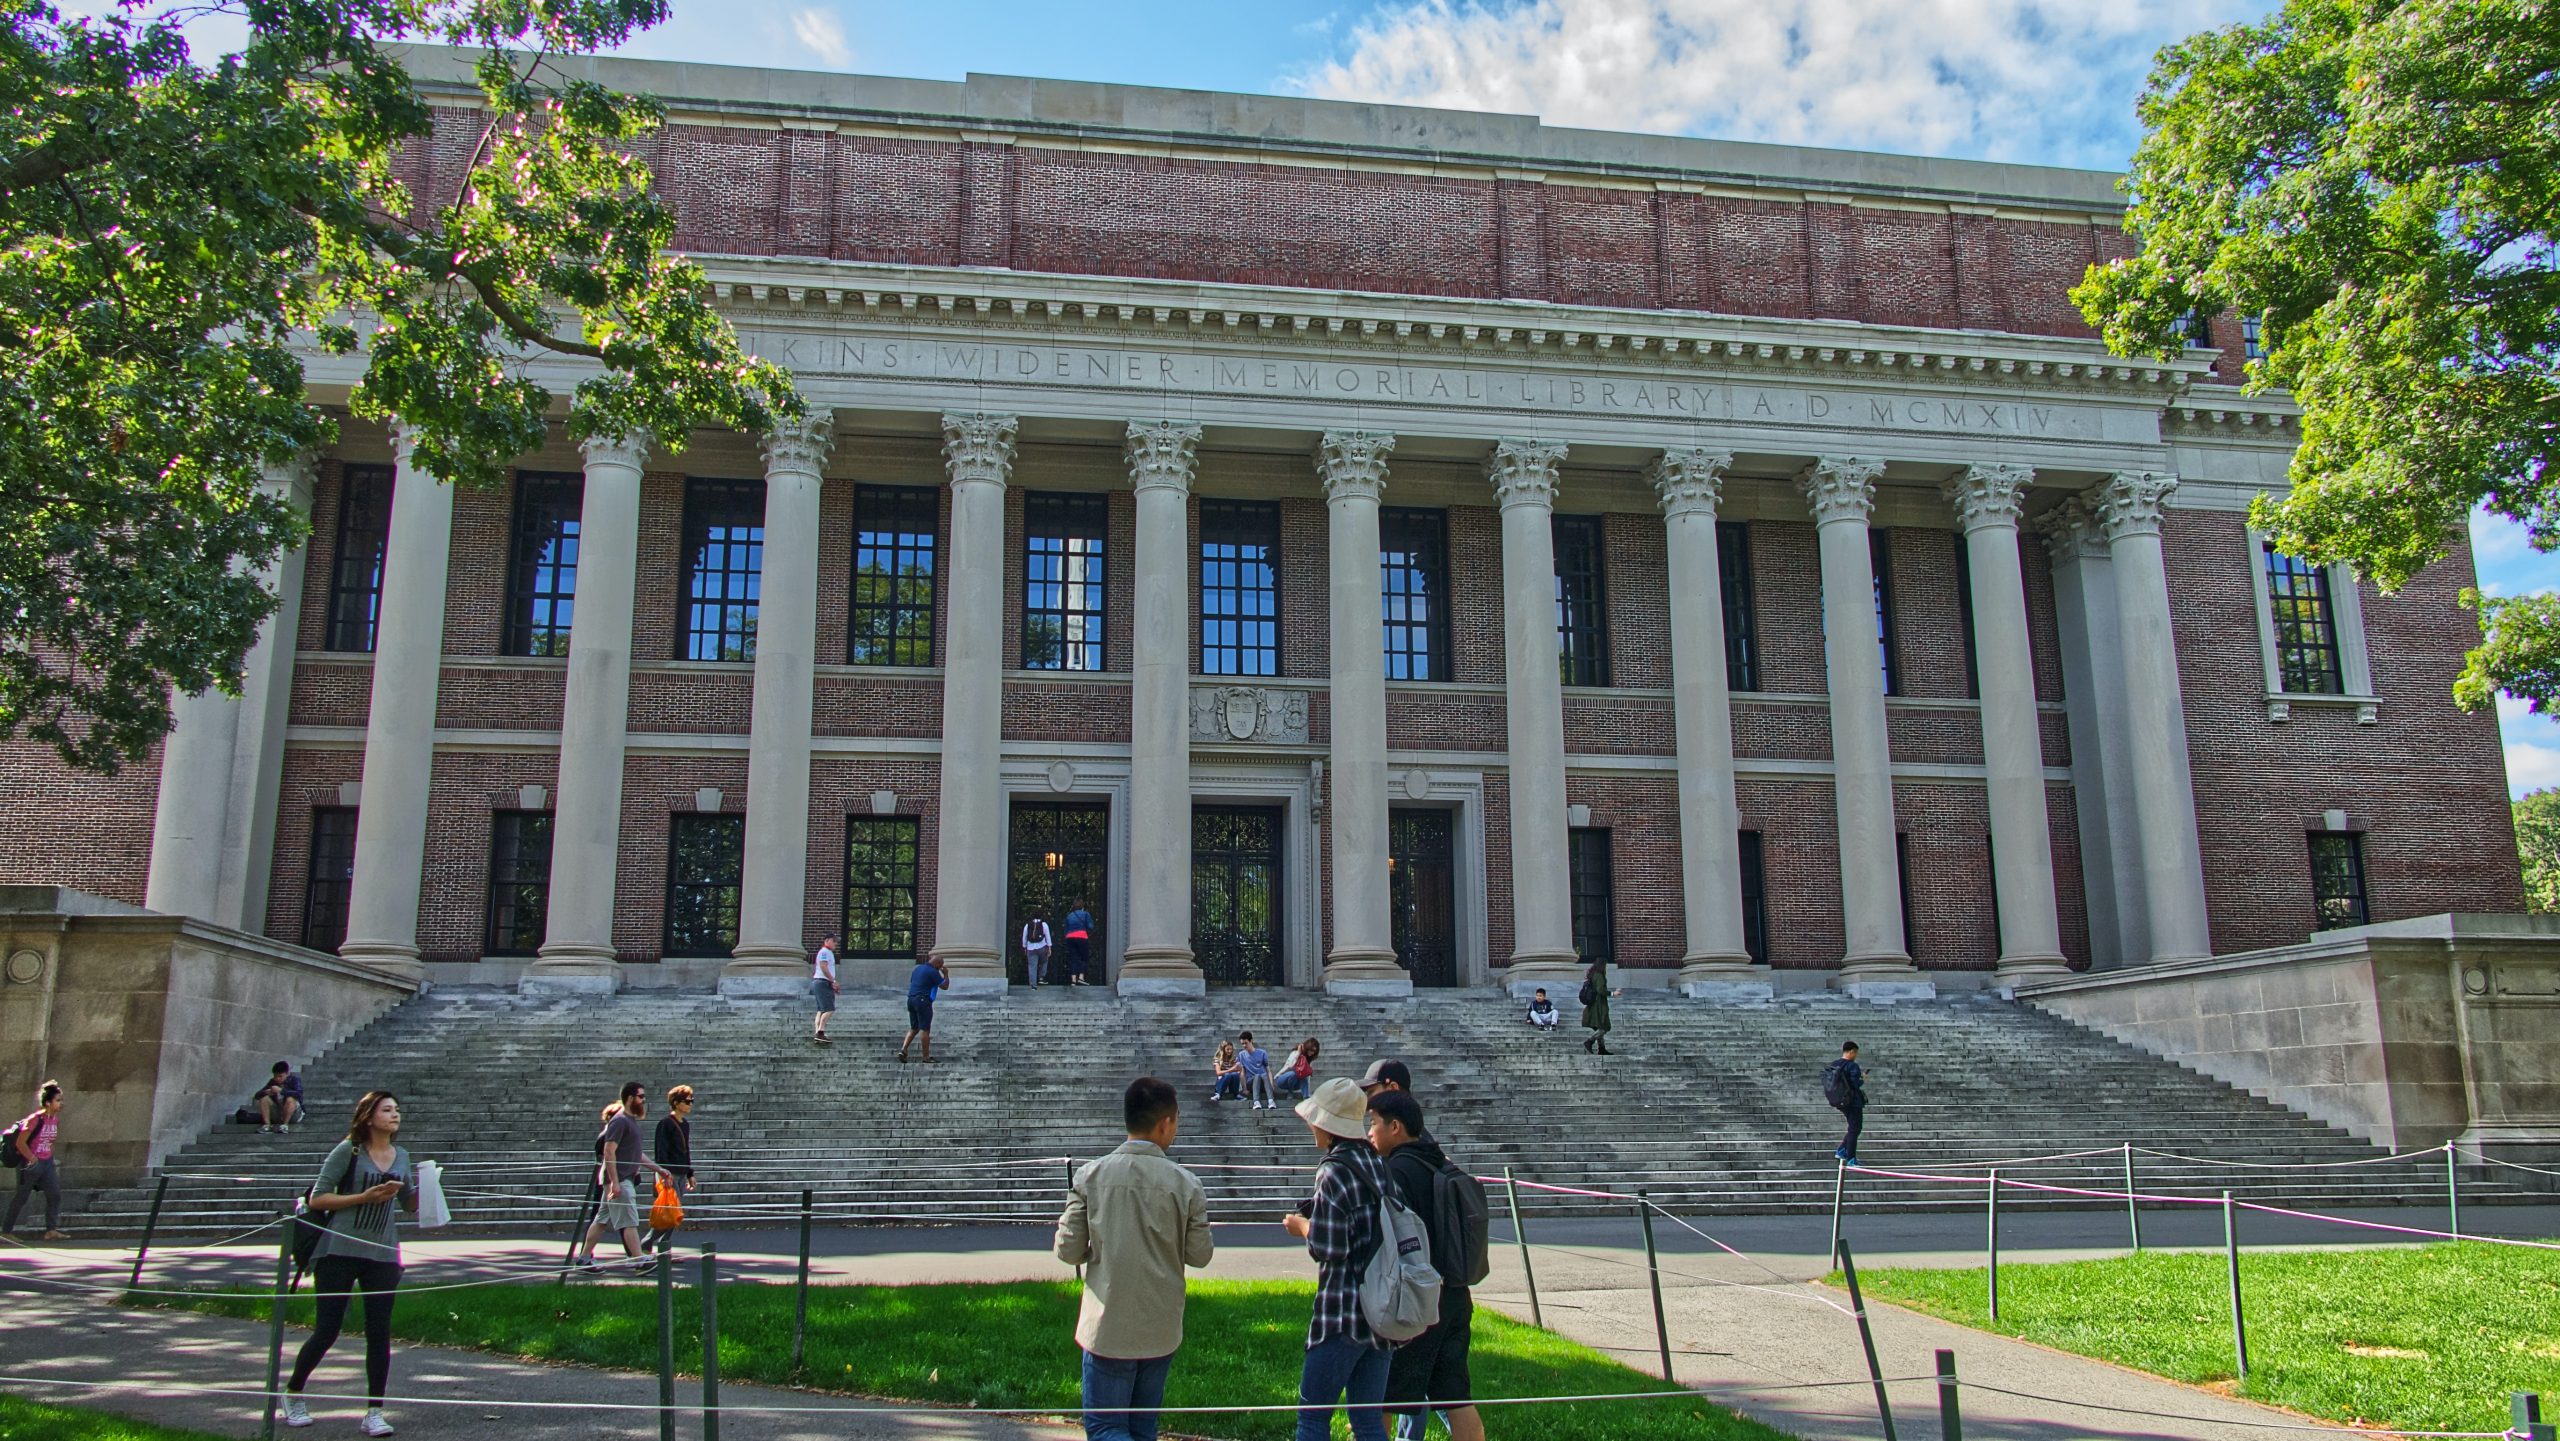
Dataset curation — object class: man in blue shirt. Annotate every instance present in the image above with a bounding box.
[1062,902,1096,986]
[898,956,950,1064]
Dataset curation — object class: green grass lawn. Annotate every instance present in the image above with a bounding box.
[0,1395,231,1441]
[1851,1242,2560,1434]
[147,1277,1793,1441]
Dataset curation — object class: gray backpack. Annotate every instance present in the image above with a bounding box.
[1352,1164,1443,1342]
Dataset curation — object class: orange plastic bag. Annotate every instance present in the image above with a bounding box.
[649,1178,684,1233]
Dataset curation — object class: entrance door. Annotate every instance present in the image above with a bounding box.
[1007,800,1109,985]
[1389,808,1457,987]
[1193,806,1283,987]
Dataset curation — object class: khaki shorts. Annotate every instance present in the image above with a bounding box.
[596,1179,642,1232]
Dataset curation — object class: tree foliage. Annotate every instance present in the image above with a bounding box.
[1,0,797,771]
[2512,789,2560,912]
[2073,0,2558,709]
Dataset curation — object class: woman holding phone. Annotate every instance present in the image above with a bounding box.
[284,1090,416,1436]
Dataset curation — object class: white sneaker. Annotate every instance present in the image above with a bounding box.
[361,1408,395,1436]
[282,1397,312,1428]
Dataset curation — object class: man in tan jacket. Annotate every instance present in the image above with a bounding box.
[1055,1076,1215,1441]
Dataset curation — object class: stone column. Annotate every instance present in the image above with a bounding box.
[1798,456,1929,997]
[1120,421,1206,996]
[1650,449,1763,1000]
[929,414,1017,996]
[721,411,835,995]
[1317,431,1408,996]
[2095,471,2214,963]
[339,425,455,981]
[1487,438,1581,997]
[2039,497,2147,966]
[148,456,316,929]
[523,431,649,995]
[1944,464,2069,980]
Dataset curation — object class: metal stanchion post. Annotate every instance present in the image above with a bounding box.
[1985,1168,2000,1323]
[791,1188,813,1373]
[1635,1189,1673,1383]
[657,1243,677,1441]
[262,1209,292,1441]
[2513,1392,2554,1441]
[2447,1142,2461,1243]
[2222,1190,2247,1379]
[1503,1166,1542,1329]
[2123,1143,2141,1254]
[699,1244,722,1441]
[131,1173,171,1292]
[1829,1158,1847,1266]
[1935,1348,1961,1441]
[1834,1238,1900,1441]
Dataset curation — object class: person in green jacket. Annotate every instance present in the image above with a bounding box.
[1578,958,1619,1055]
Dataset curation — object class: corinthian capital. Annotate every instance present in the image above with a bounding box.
[2093,470,2178,541]
[1124,420,1201,496]
[761,408,836,477]
[579,429,650,475]
[1943,463,2035,533]
[261,451,321,510]
[1316,430,1394,503]
[2034,495,2107,565]
[1648,448,1734,520]
[388,420,424,470]
[941,413,1018,489]
[1484,438,1566,511]
[1797,456,1885,525]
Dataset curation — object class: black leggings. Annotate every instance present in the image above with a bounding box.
[290,1255,402,1406]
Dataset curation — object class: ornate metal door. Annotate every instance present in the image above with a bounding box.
[1006,801,1109,984]
[1192,807,1283,987]
[1389,808,1457,987]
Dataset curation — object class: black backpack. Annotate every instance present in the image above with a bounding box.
[1577,979,1595,1007]
[0,1116,28,1169]
[1822,1059,1859,1110]
[1427,1156,1492,1287]
[289,1144,357,1287]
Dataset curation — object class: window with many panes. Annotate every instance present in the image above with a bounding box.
[325,466,394,652]
[1951,536,1979,699]
[2309,833,2369,930]
[1380,508,1450,682]
[483,811,553,955]
[1023,492,1107,671]
[303,808,358,951]
[1200,500,1279,676]
[2264,543,2344,694]
[504,473,582,658]
[1567,827,1616,962]
[843,817,921,959]
[1718,522,1759,692]
[851,485,938,666]
[2176,310,2214,347]
[1871,530,1900,697]
[1553,515,1610,687]
[680,479,765,662]
[2242,315,2266,361]
[1738,829,1768,964]
[664,814,745,957]
[1895,833,1917,960]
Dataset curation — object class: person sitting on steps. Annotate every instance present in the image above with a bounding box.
[1210,1041,1243,1102]
[1525,989,1559,1033]
[1273,1037,1319,1101]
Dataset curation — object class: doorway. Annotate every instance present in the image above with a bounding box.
[1007,799,1109,985]
[1389,807,1457,987]
[1193,806,1283,987]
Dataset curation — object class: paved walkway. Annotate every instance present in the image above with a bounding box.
[7,1204,2554,1438]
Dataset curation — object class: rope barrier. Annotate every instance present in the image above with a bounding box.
[1958,1382,2519,1436]
[2130,1144,2455,1170]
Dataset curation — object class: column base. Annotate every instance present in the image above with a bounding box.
[717,943,810,999]
[1677,956,1774,1003]
[931,946,1009,998]
[1502,951,1584,999]
[1992,952,2073,988]
[521,943,624,996]
[1832,959,1936,1002]
[1322,946,1413,998]
[1118,945,1207,998]
[336,940,425,985]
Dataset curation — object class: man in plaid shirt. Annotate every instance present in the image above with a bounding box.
[1281,1076,1395,1441]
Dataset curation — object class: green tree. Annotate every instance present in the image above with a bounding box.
[2,0,796,772]
[2072,0,2557,711]
[2514,789,2560,911]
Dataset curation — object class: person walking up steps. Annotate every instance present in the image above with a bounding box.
[811,935,839,1044]
[1062,902,1095,985]
[1281,1077,1397,1441]
[1054,1077,1214,1441]
[283,1091,418,1436]
[1023,915,1054,987]
[1578,957,1620,1055]
[1824,1041,1868,1165]
[899,955,950,1063]
[4,1081,67,1241]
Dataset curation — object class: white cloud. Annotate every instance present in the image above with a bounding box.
[1296,0,2265,165]
[2507,740,2560,797]
[790,7,854,69]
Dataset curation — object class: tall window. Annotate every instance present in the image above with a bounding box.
[1200,500,1280,676]
[325,465,394,652]
[844,817,922,958]
[2177,310,2214,347]
[2309,833,2370,930]
[303,808,358,951]
[2265,543,2344,694]
[1024,492,1108,671]
[681,478,765,662]
[1567,827,1616,962]
[1718,522,1758,692]
[851,485,938,666]
[1951,536,1979,699]
[504,473,582,658]
[1895,833,1917,960]
[483,811,553,955]
[2242,315,2266,360]
[1380,508,1450,682]
[664,815,745,957]
[1871,530,1900,697]
[1553,515,1610,687]
[1738,829,1768,964]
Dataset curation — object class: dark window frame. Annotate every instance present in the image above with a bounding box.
[2264,543,2346,694]
[483,810,554,956]
[850,484,939,666]
[1872,529,1900,697]
[324,465,395,653]
[1717,521,1759,692]
[1567,826,1616,963]
[1553,514,1611,688]
[843,816,923,960]
[1738,829,1768,964]
[503,472,583,658]
[1380,507,1452,683]
[2241,314,2266,361]
[2309,832,2370,931]
[1199,499,1280,677]
[1895,832,1917,960]
[1023,491,1109,672]
[680,477,766,662]
[663,813,746,958]
[302,807,358,952]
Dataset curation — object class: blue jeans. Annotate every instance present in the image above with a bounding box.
[1297,1335,1391,1441]
[1081,1348,1172,1441]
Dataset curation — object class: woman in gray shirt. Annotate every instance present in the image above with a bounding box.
[284,1090,416,1437]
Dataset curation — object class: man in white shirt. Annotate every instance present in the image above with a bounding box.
[1023,916,1054,987]
[811,935,839,1045]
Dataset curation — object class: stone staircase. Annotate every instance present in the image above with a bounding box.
[79,986,2537,1237]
